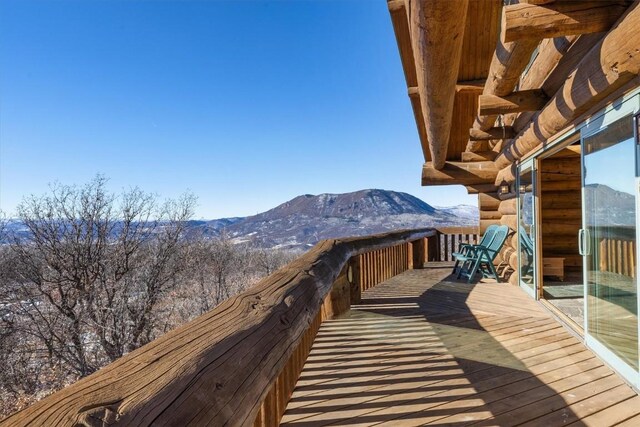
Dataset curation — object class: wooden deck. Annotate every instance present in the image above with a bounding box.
[281,264,640,426]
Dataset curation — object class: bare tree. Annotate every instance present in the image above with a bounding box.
[7,176,195,377]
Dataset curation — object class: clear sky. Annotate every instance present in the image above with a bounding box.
[0,0,477,219]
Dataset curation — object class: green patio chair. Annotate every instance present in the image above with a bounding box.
[451,224,498,275]
[456,225,510,283]
[519,227,535,279]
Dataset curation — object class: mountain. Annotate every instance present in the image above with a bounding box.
[584,183,635,226]
[197,189,478,249]
[3,190,479,250]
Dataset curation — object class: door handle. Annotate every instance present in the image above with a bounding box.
[578,229,591,256]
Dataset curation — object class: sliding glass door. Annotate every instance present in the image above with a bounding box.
[582,99,639,384]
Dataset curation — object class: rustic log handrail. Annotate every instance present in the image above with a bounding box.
[2,228,436,427]
[434,226,481,262]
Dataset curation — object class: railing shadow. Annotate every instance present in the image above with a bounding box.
[283,266,594,426]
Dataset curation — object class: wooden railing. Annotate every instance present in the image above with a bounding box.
[435,226,480,262]
[596,227,636,278]
[3,228,437,427]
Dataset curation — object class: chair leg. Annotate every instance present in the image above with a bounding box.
[452,259,460,274]
[466,259,482,283]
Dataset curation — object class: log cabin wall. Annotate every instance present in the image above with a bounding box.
[539,147,583,270]
[389,0,640,290]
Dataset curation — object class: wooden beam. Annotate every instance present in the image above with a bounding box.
[389,1,431,162]
[479,90,549,116]
[461,150,498,162]
[466,183,499,194]
[507,33,604,133]
[467,8,540,151]
[503,1,631,43]
[407,87,431,161]
[422,161,498,186]
[524,0,556,4]
[410,0,470,169]
[496,1,640,170]
[469,126,516,141]
[456,79,486,93]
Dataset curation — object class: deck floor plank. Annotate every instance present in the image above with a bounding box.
[281,267,640,426]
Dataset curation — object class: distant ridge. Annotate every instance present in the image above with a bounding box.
[195,189,478,249]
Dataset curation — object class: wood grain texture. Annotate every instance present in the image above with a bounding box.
[282,267,638,426]
[496,1,640,169]
[422,161,498,186]
[503,1,630,43]
[410,0,469,169]
[3,229,435,427]
[470,127,516,141]
[479,90,549,116]
[470,34,539,134]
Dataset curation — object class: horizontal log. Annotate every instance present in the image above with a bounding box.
[461,150,499,162]
[422,161,498,186]
[478,90,549,116]
[500,214,518,231]
[524,0,557,5]
[541,221,582,235]
[496,2,640,169]
[540,158,581,175]
[480,210,502,220]
[541,194,582,209]
[542,208,583,220]
[5,228,436,426]
[456,79,486,93]
[480,219,501,234]
[541,179,582,191]
[478,192,501,211]
[470,32,539,137]
[495,163,518,186]
[469,127,516,141]
[499,199,518,215]
[465,183,498,194]
[503,1,630,43]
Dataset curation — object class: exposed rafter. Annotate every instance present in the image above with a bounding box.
[478,90,549,116]
[388,0,430,162]
[503,1,630,43]
[470,127,516,141]
[422,161,497,186]
[495,1,640,171]
[410,0,470,169]
[467,23,539,151]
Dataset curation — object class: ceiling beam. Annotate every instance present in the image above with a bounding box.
[422,161,497,186]
[478,90,549,116]
[388,0,431,162]
[410,0,469,169]
[467,22,539,151]
[456,79,486,94]
[503,1,630,43]
[469,127,516,141]
[495,1,640,171]
[461,151,499,162]
[465,183,499,195]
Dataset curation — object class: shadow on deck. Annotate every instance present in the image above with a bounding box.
[282,264,640,426]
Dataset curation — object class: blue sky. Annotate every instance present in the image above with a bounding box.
[0,0,476,219]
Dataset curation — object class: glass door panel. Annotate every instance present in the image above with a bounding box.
[518,162,536,297]
[583,115,638,370]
